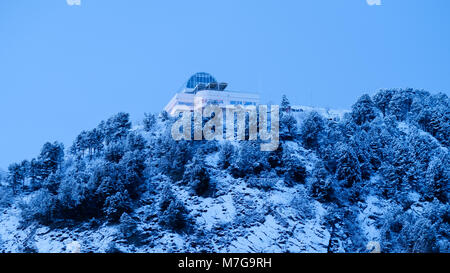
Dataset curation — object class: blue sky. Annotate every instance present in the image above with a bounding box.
[0,0,449,169]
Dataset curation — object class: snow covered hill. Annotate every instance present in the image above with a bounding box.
[0,89,448,253]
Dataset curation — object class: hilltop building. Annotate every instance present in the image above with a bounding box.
[164,72,260,116]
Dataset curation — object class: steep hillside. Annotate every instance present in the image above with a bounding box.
[0,89,448,253]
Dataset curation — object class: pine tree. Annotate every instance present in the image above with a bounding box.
[158,186,190,231]
[424,154,449,203]
[280,94,291,113]
[280,113,298,140]
[279,95,297,140]
[335,143,362,187]
[218,142,235,169]
[282,149,307,185]
[387,89,414,121]
[101,112,131,145]
[143,113,156,132]
[309,162,332,202]
[119,212,137,238]
[183,157,211,196]
[37,142,64,180]
[300,112,324,149]
[373,89,394,116]
[351,94,378,126]
[8,163,24,194]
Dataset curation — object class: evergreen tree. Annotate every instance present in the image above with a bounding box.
[126,132,147,151]
[143,113,156,132]
[231,141,269,177]
[373,89,394,116]
[120,150,146,199]
[183,158,211,196]
[103,190,131,222]
[350,130,373,181]
[351,94,378,126]
[335,143,362,187]
[104,142,125,163]
[279,113,298,140]
[119,212,138,238]
[279,95,297,140]
[282,148,307,185]
[29,159,42,190]
[158,186,190,232]
[101,112,131,145]
[218,142,235,169]
[37,141,64,180]
[387,89,414,121]
[8,163,24,194]
[300,112,325,150]
[280,94,291,113]
[309,162,332,202]
[86,128,104,157]
[424,154,449,203]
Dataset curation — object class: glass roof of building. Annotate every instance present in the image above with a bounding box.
[185,72,217,89]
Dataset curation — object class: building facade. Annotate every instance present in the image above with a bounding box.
[164,72,260,116]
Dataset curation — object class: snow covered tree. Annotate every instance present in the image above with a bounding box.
[103,190,131,222]
[309,162,332,202]
[218,142,235,169]
[279,95,298,140]
[6,160,30,193]
[183,158,211,196]
[29,158,42,190]
[335,143,362,187]
[0,185,13,208]
[387,89,414,121]
[373,89,394,117]
[411,92,449,147]
[120,150,146,199]
[156,124,193,182]
[231,141,269,177]
[71,129,104,158]
[42,171,63,195]
[70,130,88,156]
[351,94,378,126]
[279,113,298,140]
[424,154,449,203]
[119,212,138,238]
[158,186,190,232]
[143,112,157,132]
[7,163,24,194]
[21,189,56,224]
[159,140,192,182]
[280,94,291,113]
[379,162,400,199]
[101,112,131,145]
[159,110,170,122]
[282,149,307,185]
[104,142,125,163]
[380,207,443,253]
[56,164,90,219]
[350,130,374,181]
[86,128,105,157]
[86,162,128,219]
[126,132,147,151]
[300,111,324,150]
[37,141,64,181]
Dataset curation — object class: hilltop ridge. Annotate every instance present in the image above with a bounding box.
[0,88,448,253]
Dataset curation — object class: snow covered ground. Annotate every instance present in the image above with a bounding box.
[0,95,448,253]
[0,174,335,253]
